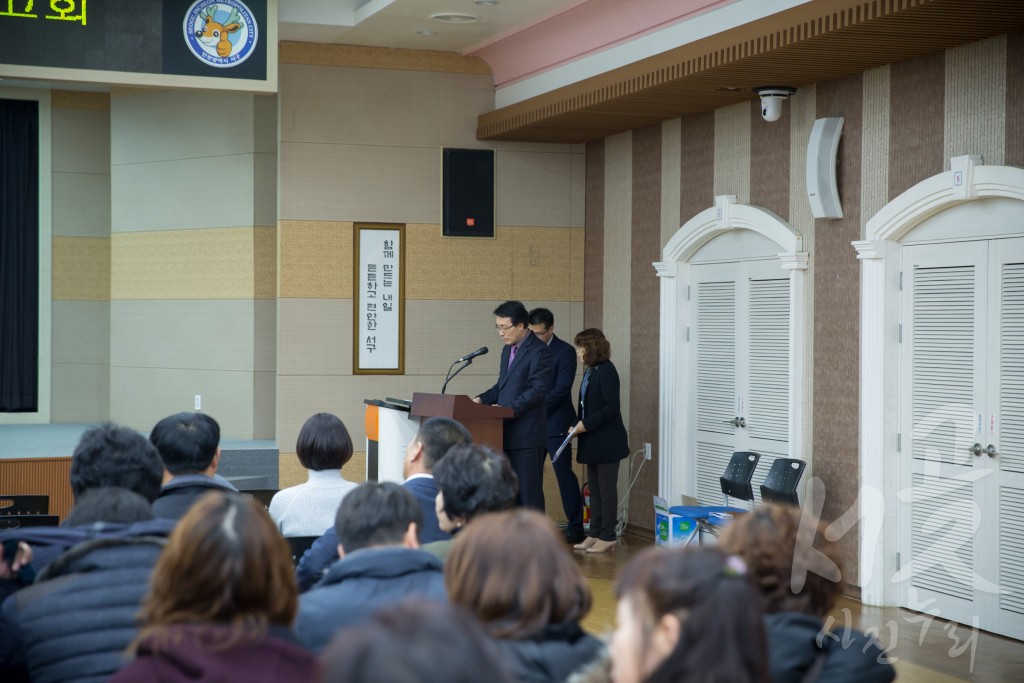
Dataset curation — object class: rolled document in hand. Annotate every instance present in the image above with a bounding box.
[553,430,575,462]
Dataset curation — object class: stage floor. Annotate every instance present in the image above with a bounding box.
[0,424,279,489]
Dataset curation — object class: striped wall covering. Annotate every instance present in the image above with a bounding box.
[587,34,1020,589]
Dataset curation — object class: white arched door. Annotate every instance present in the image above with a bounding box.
[857,156,1024,639]
[656,195,807,507]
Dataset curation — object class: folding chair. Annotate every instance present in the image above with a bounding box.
[760,458,806,506]
[669,451,761,540]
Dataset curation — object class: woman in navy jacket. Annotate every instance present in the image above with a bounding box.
[570,328,629,553]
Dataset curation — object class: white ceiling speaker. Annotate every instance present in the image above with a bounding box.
[806,117,844,219]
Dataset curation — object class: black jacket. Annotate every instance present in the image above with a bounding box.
[765,612,896,683]
[152,474,238,521]
[294,546,447,652]
[0,532,166,683]
[494,623,603,683]
[575,361,629,465]
[544,335,578,438]
[478,331,552,450]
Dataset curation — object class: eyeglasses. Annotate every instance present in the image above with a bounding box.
[495,323,515,332]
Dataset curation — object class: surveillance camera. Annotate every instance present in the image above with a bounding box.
[754,87,796,122]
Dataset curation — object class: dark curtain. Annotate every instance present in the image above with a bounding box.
[0,99,39,412]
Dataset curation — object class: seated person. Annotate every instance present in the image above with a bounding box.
[294,482,446,652]
[0,422,170,575]
[718,504,895,683]
[447,509,603,683]
[611,546,770,683]
[294,416,471,591]
[149,412,237,521]
[321,600,516,683]
[1,488,167,683]
[110,492,317,682]
[423,443,519,563]
[270,412,357,537]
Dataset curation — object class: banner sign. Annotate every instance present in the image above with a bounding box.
[354,223,405,375]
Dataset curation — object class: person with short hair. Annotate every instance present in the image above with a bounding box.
[570,328,629,554]
[321,600,516,683]
[528,307,584,544]
[474,300,552,510]
[293,416,472,591]
[423,443,519,562]
[149,412,237,521]
[270,412,357,537]
[294,482,447,652]
[0,486,168,683]
[109,492,317,682]
[447,509,602,683]
[610,546,770,683]
[717,505,895,683]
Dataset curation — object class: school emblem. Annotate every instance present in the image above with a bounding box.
[183,0,258,68]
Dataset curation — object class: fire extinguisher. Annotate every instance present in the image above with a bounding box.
[582,481,591,530]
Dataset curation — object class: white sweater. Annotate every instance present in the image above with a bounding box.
[269,469,358,537]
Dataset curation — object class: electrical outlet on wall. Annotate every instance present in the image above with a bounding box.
[195,395,202,410]
[643,442,652,460]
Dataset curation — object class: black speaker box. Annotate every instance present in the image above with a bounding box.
[442,148,494,237]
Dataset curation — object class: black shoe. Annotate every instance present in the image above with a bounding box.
[564,528,586,545]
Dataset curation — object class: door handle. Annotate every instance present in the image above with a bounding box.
[721,417,747,428]
[738,417,746,428]
[967,443,983,457]
[983,444,999,458]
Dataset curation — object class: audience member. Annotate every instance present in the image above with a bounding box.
[447,509,602,683]
[0,422,170,574]
[270,412,356,537]
[321,600,516,683]
[109,492,317,682]
[149,412,237,521]
[718,504,896,683]
[611,546,770,683]
[0,487,166,683]
[294,482,446,652]
[424,443,519,562]
[295,416,471,591]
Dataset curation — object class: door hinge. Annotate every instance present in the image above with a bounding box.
[686,327,690,342]
[686,285,691,301]
[896,551,901,568]
[897,432,901,452]
[899,271,903,291]
[898,324,903,343]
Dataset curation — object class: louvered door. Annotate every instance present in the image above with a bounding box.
[691,260,791,505]
[899,238,1024,640]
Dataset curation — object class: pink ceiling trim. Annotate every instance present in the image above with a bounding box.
[467,0,736,88]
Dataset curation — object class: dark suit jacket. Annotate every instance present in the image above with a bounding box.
[576,360,630,465]
[478,331,552,450]
[544,334,578,438]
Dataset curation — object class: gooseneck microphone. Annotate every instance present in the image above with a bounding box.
[458,347,489,363]
[442,347,490,394]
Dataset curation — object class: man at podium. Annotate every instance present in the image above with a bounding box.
[473,300,551,510]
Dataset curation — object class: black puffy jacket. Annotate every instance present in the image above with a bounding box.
[765,612,896,683]
[494,622,604,683]
[0,533,165,683]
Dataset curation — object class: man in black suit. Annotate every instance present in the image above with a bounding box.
[474,300,551,510]
[528,307,585,543]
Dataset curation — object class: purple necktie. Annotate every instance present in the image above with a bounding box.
[507,344,517,369]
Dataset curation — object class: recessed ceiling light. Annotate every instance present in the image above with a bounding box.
[475,0,499,6]
[431,13,479,23]
[417,30,437,36]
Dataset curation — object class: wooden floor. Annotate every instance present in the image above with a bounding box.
[573,532,1024,682]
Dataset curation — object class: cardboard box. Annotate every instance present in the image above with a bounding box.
[653,495,699,548]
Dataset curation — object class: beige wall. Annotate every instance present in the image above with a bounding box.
[50,91,111,423]
[277,46,586,512]
[107,89,277,438]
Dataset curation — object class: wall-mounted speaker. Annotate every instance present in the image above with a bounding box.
[443,148,494,237]
[806,117,844,219]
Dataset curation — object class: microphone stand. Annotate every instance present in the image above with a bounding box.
[441,358,473,394]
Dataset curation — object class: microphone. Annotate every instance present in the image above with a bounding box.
[458,347,489,363]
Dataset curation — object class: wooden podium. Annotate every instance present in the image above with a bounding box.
[410,393,513,452]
